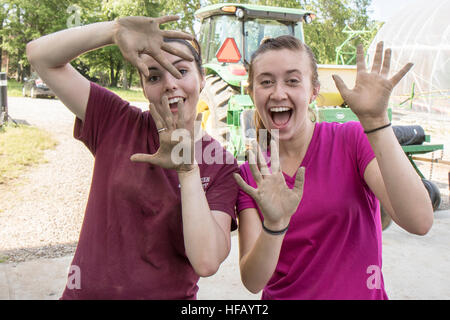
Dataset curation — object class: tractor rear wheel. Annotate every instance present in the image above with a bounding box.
[199,74,239,148]
[380,178,441,231]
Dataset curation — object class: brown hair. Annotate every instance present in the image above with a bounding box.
[247,35,320,142]
[139,37,204,88]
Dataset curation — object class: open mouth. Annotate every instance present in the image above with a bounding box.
[269,107,293,128]
[168,97,186,111]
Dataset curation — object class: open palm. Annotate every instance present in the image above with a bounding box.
[234,140,305,229]
[130,96,195,173]
[332,42,413,128]
[113,15,194,79]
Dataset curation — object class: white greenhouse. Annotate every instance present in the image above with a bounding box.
[368,0,450,115]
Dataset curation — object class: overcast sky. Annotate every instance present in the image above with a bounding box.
[368,0,417,22]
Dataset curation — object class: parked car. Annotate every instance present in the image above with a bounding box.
[22,75,56,99]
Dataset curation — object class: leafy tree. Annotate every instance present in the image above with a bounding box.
[1,0,378,86]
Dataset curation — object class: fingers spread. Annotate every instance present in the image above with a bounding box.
[270,139,280,174]
[160,96,176,130]
[381,48,392,77]
[248,149,263,184]
[149,103,165,130]
[156,15,180,25]
[255,141,271,176]
[150,52,182,79]
[130,153,157,164]
[161,43,194,62]
[162,30,194,41]
[371,41,384,74]
[390,63,413,87]
[293,166,305,197]
[332,74,350,97]
[176,99,186,129]
[233,173,258,199]
[356,43,367,73]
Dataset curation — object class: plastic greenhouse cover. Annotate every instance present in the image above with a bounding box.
[367,0,450,114]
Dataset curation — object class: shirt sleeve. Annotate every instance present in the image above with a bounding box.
[345,121,376,181]
[74,82,133,156]
[205,160,240,231]
[236,162,259,215]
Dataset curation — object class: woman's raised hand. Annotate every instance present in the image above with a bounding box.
[332,42,413,130]
[130,97,195,173]
[113,16,194,79]
[234,140,305,230]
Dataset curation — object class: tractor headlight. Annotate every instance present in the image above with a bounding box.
[303,13,316,24]
[236,8,244,19]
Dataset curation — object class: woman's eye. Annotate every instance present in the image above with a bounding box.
[148,75,160,82]
[287,78,300,85]
[260,80,273,86]
[179,68,188,76]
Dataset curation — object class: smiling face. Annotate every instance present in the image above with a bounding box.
[250,48,319,140]
[140,42,205,128]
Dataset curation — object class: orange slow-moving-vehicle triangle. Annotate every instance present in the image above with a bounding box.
[216,38,241,63]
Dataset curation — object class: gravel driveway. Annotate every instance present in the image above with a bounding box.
[1,97,449,263]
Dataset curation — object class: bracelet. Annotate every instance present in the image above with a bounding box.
[364,123,392,134]
[262,221,289,235]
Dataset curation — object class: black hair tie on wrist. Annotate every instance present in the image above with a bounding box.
[262,221,289,235]
[364,123,392,134]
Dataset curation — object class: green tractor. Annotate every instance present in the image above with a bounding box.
[195,3,318,158]
[194,3,444,230]
[195,3,359,158]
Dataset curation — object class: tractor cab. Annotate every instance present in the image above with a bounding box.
[196,3,314,84]
[195,3,314,155]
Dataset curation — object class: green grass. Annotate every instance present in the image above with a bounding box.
[7,78,147,102]
[6,79,23,97]
[106,85,146,102]
[0,123,58,185]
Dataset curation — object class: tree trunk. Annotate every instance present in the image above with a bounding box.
[122,63,128,90]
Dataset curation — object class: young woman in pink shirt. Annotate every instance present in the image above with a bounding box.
[234,35,433,299]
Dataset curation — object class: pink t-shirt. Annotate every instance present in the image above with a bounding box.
[237,121,388,300]
[61,82,239,300]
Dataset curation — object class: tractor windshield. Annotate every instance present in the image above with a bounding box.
[205,15,243,64]
[244,19,299,62]
[199,15,303,65]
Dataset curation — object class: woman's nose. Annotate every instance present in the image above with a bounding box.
[270,82,288,101]
[163,73,178,92]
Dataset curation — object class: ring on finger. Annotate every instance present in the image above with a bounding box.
[157,127,168,133]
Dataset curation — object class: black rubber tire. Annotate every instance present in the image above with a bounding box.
[380,178,441,231]
[422,179,441,211]
[199,74,239,147]
[380,206,392,231]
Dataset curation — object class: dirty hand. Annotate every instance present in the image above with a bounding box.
[234,140,305,230]
[113,15,194,79]
[332,42,413,130]
[130,96,196,173]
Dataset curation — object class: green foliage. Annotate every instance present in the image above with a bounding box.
[1,0,378,88]
[0,123,58,185]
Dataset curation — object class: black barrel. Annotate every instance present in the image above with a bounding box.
[0,72,7,124]
[392,125,426,146]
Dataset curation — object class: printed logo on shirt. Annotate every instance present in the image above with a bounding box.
[366,265,382,290]
[178,176,210,190]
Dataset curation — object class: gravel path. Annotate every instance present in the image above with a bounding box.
[0,96,448,263]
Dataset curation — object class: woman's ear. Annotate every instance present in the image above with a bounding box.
[310,84,320,104]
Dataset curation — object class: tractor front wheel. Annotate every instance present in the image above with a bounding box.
[198,74,239,148]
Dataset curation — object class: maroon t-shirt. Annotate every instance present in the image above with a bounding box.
[61,82,239,300]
